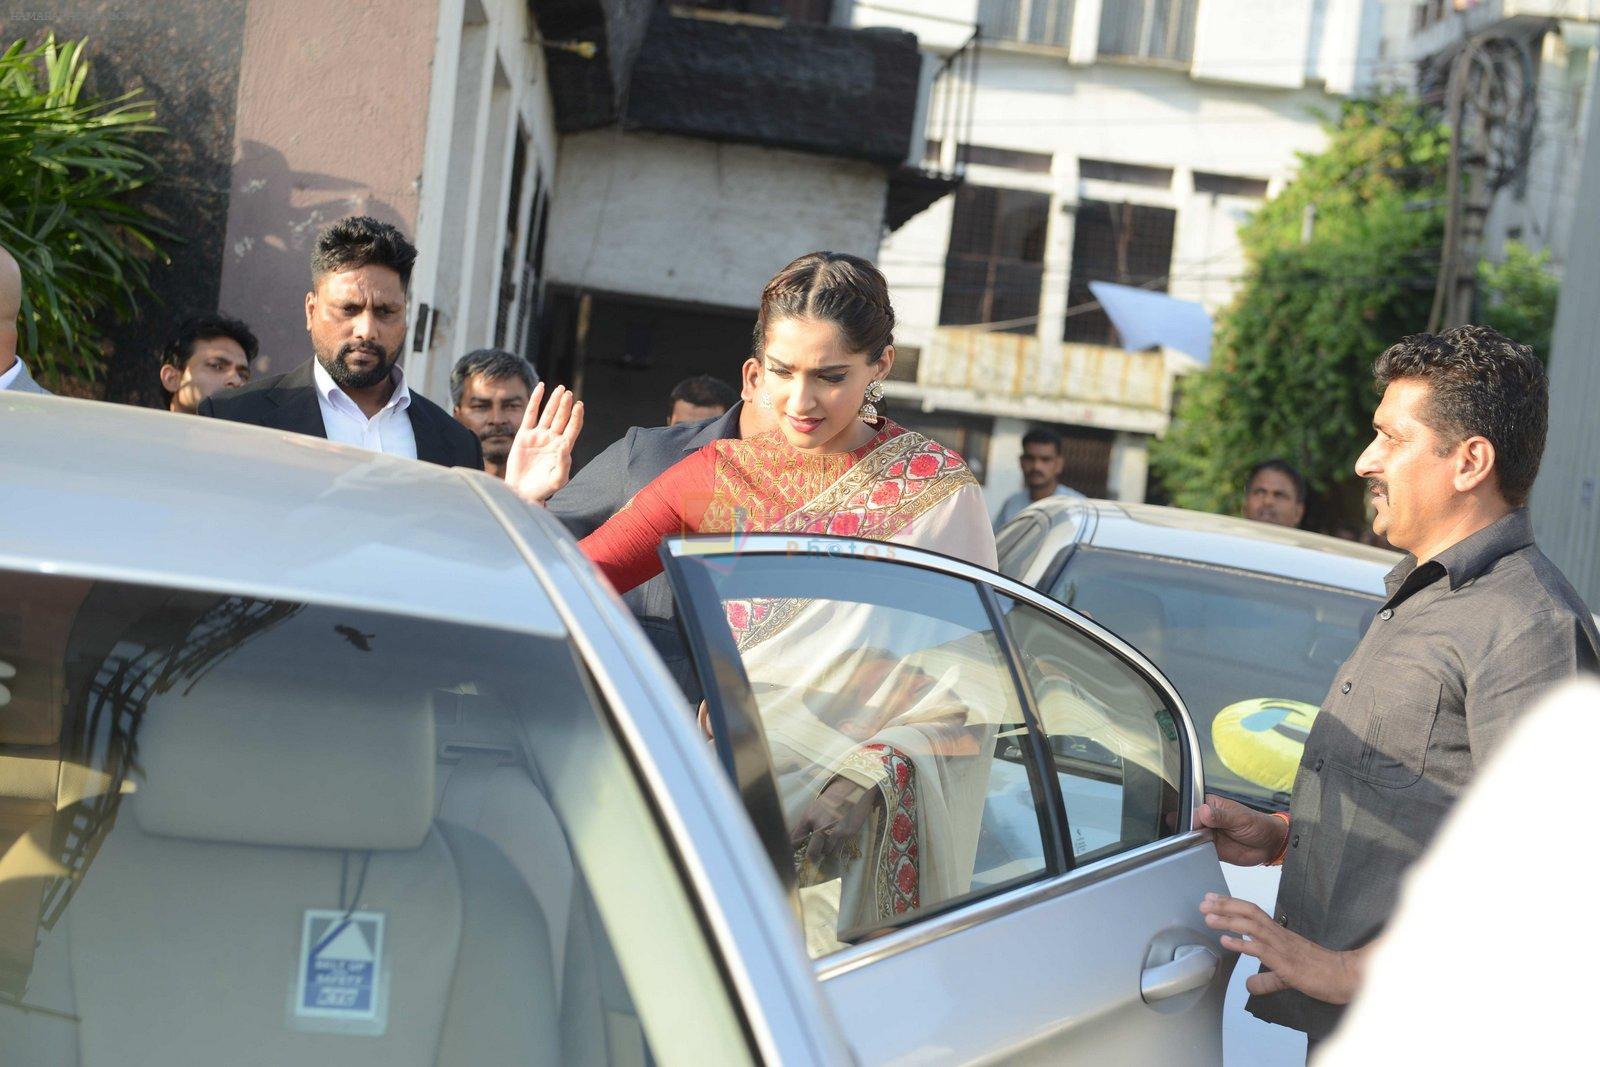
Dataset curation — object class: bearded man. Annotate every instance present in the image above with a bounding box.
[201,215,480,468]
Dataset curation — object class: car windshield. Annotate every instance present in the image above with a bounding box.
[0,569,751,1064]
[1048,546,1381,810]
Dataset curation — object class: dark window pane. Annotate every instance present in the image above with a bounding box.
[995,190,1050,264]
[940,184,1050,333]
[1063,199,1176,345]
[979,0,1074,47]
[990,261,1048,328]
[946,185,999,257]
[939,256,993,327]
[886,343,921,383]
[959,143,1054,174]
[1193,171,1270,198]
[1098,0,1198,63]
[1078,158,1173,188]
[494,133,530,348]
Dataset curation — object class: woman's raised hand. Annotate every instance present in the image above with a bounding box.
[505,383,585,506]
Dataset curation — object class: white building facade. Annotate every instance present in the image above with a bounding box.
[1398,4,1600,608]
[408,0,563,405]
[845,0,1390,515]
[1404,1,1600,275]
[403,0,948,464]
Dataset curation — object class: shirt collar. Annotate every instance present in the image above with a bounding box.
[0,357,23,391]
[1383,508,1535,596]
[682,400,745,453]
[311,357,411,414]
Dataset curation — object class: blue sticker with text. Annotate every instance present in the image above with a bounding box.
[295,909,384,1022]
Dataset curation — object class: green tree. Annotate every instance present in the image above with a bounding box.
[1479,240,1559,365]
[0,35,169,387]
[1150,96,1449,526]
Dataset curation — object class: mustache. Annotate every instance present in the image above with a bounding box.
[478,422,516,441]
[338,341,388,361]
[1367,477,1388,496]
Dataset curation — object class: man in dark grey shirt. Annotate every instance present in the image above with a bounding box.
[547,358,770,701]
[1197,325,1600,1051]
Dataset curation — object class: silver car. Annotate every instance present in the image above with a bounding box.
[1,393,1242,1065]
[996,496,1400,1065]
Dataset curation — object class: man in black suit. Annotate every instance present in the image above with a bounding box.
[201,215,481,469]
[549,356,770,701]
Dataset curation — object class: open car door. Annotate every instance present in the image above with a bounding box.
[660,535,1236,1065]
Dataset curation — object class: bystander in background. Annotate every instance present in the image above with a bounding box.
[158,315,257,414]
[1243,459,1307,528]
[667,374,738,426]
[451,348,538,478]
[993,427,1085,529]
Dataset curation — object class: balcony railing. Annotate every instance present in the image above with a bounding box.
[917,326,1170,417]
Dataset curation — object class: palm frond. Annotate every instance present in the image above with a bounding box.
[1,33,172,385]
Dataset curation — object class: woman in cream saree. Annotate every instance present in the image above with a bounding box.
[509,251,1007,952]
[581,421,1011,954]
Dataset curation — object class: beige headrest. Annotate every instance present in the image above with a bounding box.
[135,675,434,851]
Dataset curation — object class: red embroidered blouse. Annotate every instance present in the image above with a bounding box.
[578,421,973,593]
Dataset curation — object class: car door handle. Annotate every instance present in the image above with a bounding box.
[1140,943,1218,1004]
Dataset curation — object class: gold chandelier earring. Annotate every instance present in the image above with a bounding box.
[858,379,885,423]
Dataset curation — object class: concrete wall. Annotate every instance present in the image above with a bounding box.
[1479,25,1596,275]
[544,128,888,310]
[409,0,560,401]
[1530,42,1600,613]
[216,0,440,375]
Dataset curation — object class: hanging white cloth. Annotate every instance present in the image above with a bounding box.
[1088,281,1214,364]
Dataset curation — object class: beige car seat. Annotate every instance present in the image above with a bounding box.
[431,691,623,1066]
[1,674,563,1067]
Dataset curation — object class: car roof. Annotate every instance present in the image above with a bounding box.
[0,393,563,634]
[1030,497,1400,596]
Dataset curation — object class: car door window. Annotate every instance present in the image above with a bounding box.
[1000,597,1184,863]
[669,552,1054,958]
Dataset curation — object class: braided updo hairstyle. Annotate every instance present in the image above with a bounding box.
[754,252,896,363]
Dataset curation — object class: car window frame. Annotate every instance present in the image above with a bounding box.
[658,546,802,907]
[994,592,1191,867]
[659,542,1070,943]
[658,535,1207,977]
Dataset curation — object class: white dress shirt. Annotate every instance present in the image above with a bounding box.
[311,358,418,459]
[0,358,23,391]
